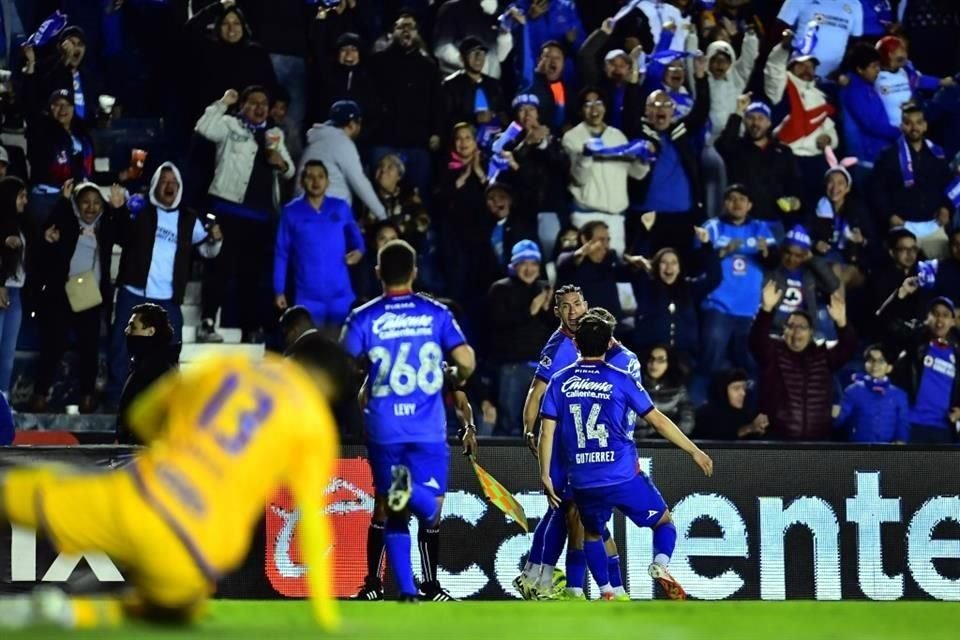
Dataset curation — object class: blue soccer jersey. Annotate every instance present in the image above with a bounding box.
[541,361,655,490]
[341,292,468,444]
[534,328,579,383]
[701,217,776,318]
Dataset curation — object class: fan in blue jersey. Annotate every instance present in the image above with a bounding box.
[341,240,476,602]
[515,287,640,600]
[539,313,714,600]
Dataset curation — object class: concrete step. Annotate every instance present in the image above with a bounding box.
[184,281,202,305]
[182,325,243,344]
[182,303,201,326]
[180,342,265,363]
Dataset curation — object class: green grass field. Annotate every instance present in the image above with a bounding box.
[5,600,960,640]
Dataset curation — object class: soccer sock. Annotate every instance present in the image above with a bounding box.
[527,510,550,568]
[601,527,624,590]
[541,507,568,567]
[565,549,587,592]
[384,518,417,596]
[653,521,677,567]
[366,521,386,582]
[584,539,611,592]
[418,524,440,587]
[407,485,439,523]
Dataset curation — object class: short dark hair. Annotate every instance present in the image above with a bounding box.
[575,313,613,357]
[578,86,605,109]
[887,226,917,249]
[848,43,881,72]
[580,220,609,240]
[302,159,328,177]
[280,305,315,335]
[132,303,173,344]
[286,331,353,403]
[863,342,897,364]
[554,283,583,307]
[377,239,416,286]
[240,84,270,104]
[582,307,616,329]
[786,310,813,328]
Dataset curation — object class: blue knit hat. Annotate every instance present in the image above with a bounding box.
[785,224,812,252]
[510,240,541,266]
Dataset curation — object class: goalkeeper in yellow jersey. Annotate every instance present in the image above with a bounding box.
[0,332,349,631]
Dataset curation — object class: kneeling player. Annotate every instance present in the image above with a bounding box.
[538,314,714,600]
[0,334,349,630]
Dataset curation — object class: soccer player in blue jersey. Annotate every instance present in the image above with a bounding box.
[341,240,476,602]
[539,313,714,600]
[516,287,638,600]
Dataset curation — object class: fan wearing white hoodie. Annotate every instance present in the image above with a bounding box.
[704,33,759,143]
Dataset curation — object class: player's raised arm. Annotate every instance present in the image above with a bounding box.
[644,408,714,477]
[522,378,548,456]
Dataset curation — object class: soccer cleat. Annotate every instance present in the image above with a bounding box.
[551,568,567,590]
[614,592,631,602]
[649,563,687,600]
[558,590,586,601]
[387,465,412,512]
[196,320,224,344]
[512,575,534,600]
[418,582,458,602]
[600,591,617,601]
[350,577,384,601]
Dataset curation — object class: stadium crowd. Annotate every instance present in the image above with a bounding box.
[0,0,958,444]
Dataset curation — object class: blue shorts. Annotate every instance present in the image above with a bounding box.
[574,472,668,535]
[549,452,572,501]
[366,441,450,497]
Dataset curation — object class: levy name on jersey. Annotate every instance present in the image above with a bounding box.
[542,361,655,489]
[342,293,467,444]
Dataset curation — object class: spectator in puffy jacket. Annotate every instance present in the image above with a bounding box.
[693,368,769,440]
[835,344,910,443]
[839,44,900,168]
[637,344,694,438]
[750,281,858,441]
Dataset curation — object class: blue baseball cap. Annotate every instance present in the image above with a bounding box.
[745,101,772,119]
[785,224,812,252]
[327,100,362,127]
[929,296,956,314]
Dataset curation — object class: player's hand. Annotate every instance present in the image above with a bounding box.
[275,294,289,310]
[761,280,783,312]
[462,426,478,457]
[541,474,561,509]
[691,449,713,477]
[345,249,363,266]
[524,432,538,457]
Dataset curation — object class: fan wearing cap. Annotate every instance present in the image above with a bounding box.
[776,0,863,77]
[440,36,508,135]
[433,0,514,79]
[716,95,803,234]
[299,100,386,220]
[24,89,95,217]
[765,223,841,338]
[486,240,555,435]
[764,28,838,169]
[880,279,960,444]
[21,24,92,124]
[32,181,126,413]
[577,17,646,136]
[838,43,900,168]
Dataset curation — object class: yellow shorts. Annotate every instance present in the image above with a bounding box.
[3,466,211,610]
